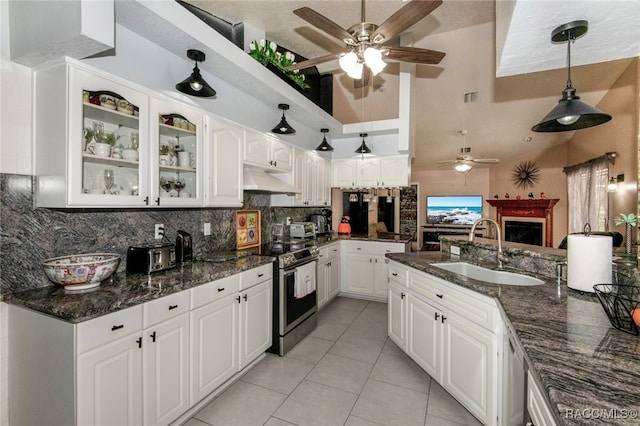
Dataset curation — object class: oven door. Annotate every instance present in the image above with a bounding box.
[280,259,318,335]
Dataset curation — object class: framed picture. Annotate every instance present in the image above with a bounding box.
[236,210,261,249]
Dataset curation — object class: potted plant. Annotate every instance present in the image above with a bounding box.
[103,133,116,146]
[614,213,636,255]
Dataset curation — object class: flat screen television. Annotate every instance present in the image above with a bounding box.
[426,195,483,225]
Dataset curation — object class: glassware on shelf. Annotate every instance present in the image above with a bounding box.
[130,132,139,151]
[160,176,174,193]
[174,179,185,197]
[92,122,104,144]
[103,169,115,195]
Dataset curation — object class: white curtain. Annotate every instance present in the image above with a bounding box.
[565,156,609,233]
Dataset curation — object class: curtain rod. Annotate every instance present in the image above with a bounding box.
[562,152,618,174]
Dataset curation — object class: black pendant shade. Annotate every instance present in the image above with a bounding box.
[355,133,371,154]
[315,128,334,151]
[272,104,296,134]
[176,49,216,98]
[532,21,611,133]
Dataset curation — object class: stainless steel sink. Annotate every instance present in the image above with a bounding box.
[431,262,544,286]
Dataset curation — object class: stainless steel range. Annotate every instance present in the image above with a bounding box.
[263,240,319,356]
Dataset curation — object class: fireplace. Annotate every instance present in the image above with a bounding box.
[486,199,559,247]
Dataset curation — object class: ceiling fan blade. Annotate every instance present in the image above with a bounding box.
[370,0,443,44]
[436,159,458,165]
[353,67,371,89]
[384,46,446,65]
[294,7,355,44]
[471,158,500,163]
[287,52,343,71]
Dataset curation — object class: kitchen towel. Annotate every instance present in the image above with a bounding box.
[567,234,612,293]
[294,262,316,299]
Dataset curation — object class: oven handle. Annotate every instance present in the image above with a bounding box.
[282,257,317,275]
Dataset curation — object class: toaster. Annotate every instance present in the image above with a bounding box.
[289,222,316,238]
[126,243,176,274]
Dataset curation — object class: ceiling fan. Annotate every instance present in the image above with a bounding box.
[438,130,499,172]
[287,0,446,87]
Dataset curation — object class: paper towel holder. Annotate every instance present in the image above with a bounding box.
[583,223,592,236]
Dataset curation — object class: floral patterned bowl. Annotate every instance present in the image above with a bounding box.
[42,253,120,291]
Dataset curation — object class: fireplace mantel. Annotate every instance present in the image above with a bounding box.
[486,199,559,247]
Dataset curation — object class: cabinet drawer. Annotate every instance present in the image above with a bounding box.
[317,246,330,262]
[327,243,341,260]
[409,271,498,332]
[240,263,273,290]
[191,273,240,309]
[143,290,190,328]
[345,241,404,255]
[388,262,408,286]
[77,304,142,354]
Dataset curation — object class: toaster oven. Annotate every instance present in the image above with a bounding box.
[126,243,176,274]
[289,222,316,239]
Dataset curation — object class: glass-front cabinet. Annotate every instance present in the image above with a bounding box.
[149,98,203,207]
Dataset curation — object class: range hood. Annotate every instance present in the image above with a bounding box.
[243,166,300,193]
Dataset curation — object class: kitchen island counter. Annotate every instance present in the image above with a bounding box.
[5,255,275,324]
[387,250,640,426]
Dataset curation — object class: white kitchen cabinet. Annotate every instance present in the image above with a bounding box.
[149,97,204,207]
[272,149,331,207]
[331,155,409,188]
[528,371,557,426]
[387,260,501,426]
[244,130,293,172]
[239,279,273,368]
[317,242,341,309]
[206,118,244,206]
[341,241,406,301]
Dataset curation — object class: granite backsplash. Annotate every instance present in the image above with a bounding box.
[0,173,320,296]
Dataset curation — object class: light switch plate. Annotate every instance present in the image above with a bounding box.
[203,223,211,236]
[450,245,460,255]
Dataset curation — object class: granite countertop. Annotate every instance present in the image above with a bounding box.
[386,251,640,426]
[5,255,275,323]
[316,233,413,244]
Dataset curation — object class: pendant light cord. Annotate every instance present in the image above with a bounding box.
[565,31,574,89]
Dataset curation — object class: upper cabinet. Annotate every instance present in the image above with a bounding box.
[244,131,293,172]
[331,155,410,188]
[271,149,331,207]
[206,118,244,207]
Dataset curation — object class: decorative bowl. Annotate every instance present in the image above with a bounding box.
[42,253,120,291]
[99,94,117,110]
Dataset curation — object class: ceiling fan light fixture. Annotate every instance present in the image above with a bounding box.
[315,128,334,151]
[272,103,296,134]
[176,49,216,98]
[531,21,611,133]
[455,162,472,173]
[364,47,386,76]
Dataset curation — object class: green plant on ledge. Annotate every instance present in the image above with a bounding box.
[615,213,637,256]
[248,39,310,91]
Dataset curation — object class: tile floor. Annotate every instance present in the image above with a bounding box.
[184,297,482,426]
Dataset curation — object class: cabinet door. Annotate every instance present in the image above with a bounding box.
[380,156,409,187]
[407,294,441,381]
[270,138,293,172]
[77,333,143,426]
[387,282,406,349]
[356,157,381,187]
[332,159,357,187]
[328,258,341,301]
[149,98,204,207]
[372,255,389,298]
[343,254,373,295]
[190,293,239,404]
[239,280,272,369]
[292,148,306,206]
[244,130,271,167]
[317,260,330,310]
[207,123,243,206]
[302,153,316,205]
[442,313,498,426]
[67,66,150,207]
[313,156,329,206]
[144,313,190,426]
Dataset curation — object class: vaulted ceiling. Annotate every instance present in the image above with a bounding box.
[184,0,638,170]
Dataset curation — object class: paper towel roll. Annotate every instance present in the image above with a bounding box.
[567,234,612,292]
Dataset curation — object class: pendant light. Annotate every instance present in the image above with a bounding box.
[531,21,611,132]
[355,133,372,154]
[315,128,334,151]
[175,49,216,98]
[272,104,296,134]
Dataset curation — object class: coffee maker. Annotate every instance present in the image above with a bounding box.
[176,230,193,262]
[321,208,332,232]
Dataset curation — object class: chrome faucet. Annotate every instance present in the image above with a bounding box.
[469,218,504,269]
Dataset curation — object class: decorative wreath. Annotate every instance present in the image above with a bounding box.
[511,160,540,189]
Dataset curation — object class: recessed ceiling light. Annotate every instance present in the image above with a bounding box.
[523,136,533,143]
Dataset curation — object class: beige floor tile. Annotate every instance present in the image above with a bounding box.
[241,353,314,395]
[318,304,362,325]
[182,418,211,426]
[194,380,286,426]
[264,416,297,426]
[342,316,389,342]
[370,352,431,394]
[306,353,373,394]
[329,333,385,364]
[427,382,483,425]
[351,379,428,426]
[425,414,473,425]
[285,335,334,364]
[344,414,386,426]
[309,319,350,341]
[328,297,369,312]
[273,380,358,426]
[381,338,407,357]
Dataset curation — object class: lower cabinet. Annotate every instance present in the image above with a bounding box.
[528,371,558,426]
[317,242,341,309]
[8,264,273,426]
[387,261,501,426]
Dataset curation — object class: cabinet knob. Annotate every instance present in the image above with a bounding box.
[150,331,156,342]
[236,296,241,303]
[392,273,398,276]
[111,324,124,331]
[258,273,264,277]
[168,304,178,310]
[243,294,248,301]
[136,337,142,348]
[436,294,443,299]
[155,197,160,206]
[144,196,149,205]
[217,287,225,292]
[441,315,447,324]
[401,292,405,299]
[434,312,440,320]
